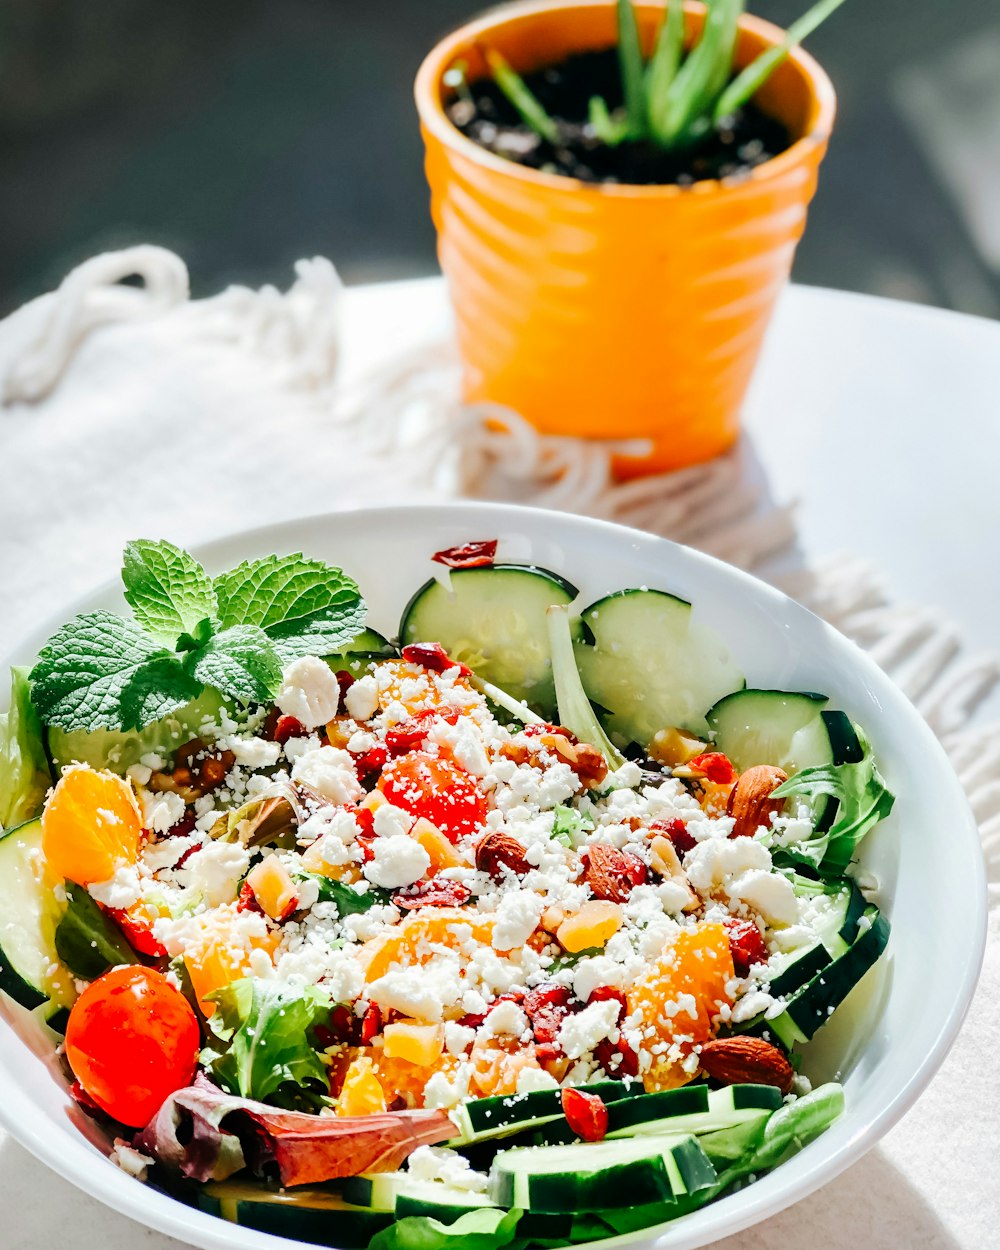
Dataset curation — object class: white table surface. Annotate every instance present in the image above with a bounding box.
[2,277,999,1249]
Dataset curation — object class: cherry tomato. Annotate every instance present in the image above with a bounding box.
[64,966,200,1127]
[378,751,487,842]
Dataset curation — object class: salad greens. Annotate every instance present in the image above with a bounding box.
[202,978,334,1110]
[483,0,847,153]
[545,604,626,772]
[369,1209,523,1250]
[29,540,365,734]
[54,884,138,980]
[0,667,49,830]
[772,730,895,873]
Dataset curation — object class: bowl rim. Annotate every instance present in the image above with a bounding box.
[414,0,838,200]
[0,500,987,1250]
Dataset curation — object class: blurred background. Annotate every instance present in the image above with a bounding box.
[2,0,999,318]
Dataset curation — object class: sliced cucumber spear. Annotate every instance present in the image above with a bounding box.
[546,604,626,772]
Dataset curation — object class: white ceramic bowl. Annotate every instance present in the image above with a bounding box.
[0,503,986,1250]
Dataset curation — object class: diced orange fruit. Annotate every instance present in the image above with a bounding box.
[359,790,389,815]
[648,728,706,768]
[698,781,734,817]
[246,857,298,921]
[556,901,622,953]
[410,817,463,872]
[382,1021,444,1067]
[369,1048,460,1110]
[182,903,280,1016]
[359,907,493,982]
[42,765,142,887]
[324,716,355,749]
[336,1056,387,1116]
[300,838,362,883]
[627,922,735,1092]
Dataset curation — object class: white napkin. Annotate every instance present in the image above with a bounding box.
[0,248,996,1250]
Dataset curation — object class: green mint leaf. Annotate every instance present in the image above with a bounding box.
[202,978,332,1109]
[213,554,366,663]
[189,625,282,706]
[0,667,50,831]
[54,884,138,980]
[29,611,202,732]
[122,539,217,645]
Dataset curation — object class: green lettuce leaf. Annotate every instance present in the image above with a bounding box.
[201,978,332,1109]
[303,872,391,916]
[551,805,593,848]
[368,1208,523,1250]
[213,554,366,662]
[122,539,217,646]
[54,884,138,980]
[771,727,895,873]
[189,624,282,706]
[0,667,50,830]
[29,611,203,732]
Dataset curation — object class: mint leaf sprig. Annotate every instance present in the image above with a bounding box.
[29,540,366,733]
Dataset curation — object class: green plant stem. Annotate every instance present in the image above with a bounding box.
[483,47,560,145]
[713,0,848,122]
[645,0,686,131]
[616,0,647,139]
[655,0,744,148]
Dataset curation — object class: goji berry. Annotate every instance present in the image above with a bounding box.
[431,540,498,569]
[724,916,769,976]
[651,817,696,856]
[401,642,472,677]
[274,715,306,745]
[361,1004,383,1044]
[561,1087,608,1142]
[689,752,737,785]
[392,879,472,910]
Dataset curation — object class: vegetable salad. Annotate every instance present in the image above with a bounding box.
[0,538,894,1250]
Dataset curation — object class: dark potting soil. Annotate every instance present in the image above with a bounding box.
[447,48,793,186]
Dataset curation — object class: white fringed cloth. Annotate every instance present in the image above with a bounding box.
[0,248,996,1250]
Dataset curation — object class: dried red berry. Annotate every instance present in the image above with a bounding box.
[236,880,264,916]
[385,707,460,757]
[524,983,574,1045]
[334,670,355,697]
[361,1004,383,1044]
[689,752,737,785]
[103,906,167,957]
[354,806,376,838]
[587,986,627,1019]
[356,746,389,778]
[401,641,472,677]
[392,879,472,910]
[561,1087,608,1143]
[724,916,769,976]
[274,715,306,745]
[431,539,498,569]
[651,817,696,856]
[594,1035,640,1079]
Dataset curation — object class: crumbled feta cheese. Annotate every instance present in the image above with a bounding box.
[345,675,379,722]
[368,958,462,1022]
[363,834,430,889]
[277,656,341,729]
[515,1066,559,1094]
[572,955,625,1003]
[372,803,414,838]
[444,1022,477,1056]
[730,989,776,1023]
[483,999,529,1038]
[88,865,142,910]
[729,869,799,927]
[142,789,186,835]
[491,890,544,951]
[557,999,620,1059]
[423,1063,471,1111]
[228,736,281,769]
[177,841,250,906]
[292,746,364,805]
[110,1141,155,1180]
[407,1147,489,1193]
[684,836,771,893]
[126,763,152,786]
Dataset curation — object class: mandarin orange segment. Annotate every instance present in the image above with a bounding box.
[627,921,735,1092]
[336,1055,388,1116]
[370,1048,460,1109]
[181,904,280,1016]
[359,907,493,982]
[42,765,142,887]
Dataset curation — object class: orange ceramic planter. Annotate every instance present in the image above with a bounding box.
[416,1,836,476]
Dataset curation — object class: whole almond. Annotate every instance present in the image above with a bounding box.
[475,830,531,880]
[584,844,647,903]
[698,1036,793,1094]
[700,1035,795,1095]
[727,765,789,839]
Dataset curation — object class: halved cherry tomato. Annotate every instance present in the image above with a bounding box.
[378,751,486,842]
[64,966,200,1127]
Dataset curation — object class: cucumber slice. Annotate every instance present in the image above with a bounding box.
[490,1133,716,1213]
[47,688,228,776]
[574,590,744,745]
[340,1173,496,1216]
[449,1079,637,1145]
[706,689,835,775]
[607,1083,782,1139]
[762,876,862,998]
[749,905,890,1049]
[323,629,397,677]
[0,819,75,1013]
[399,565,578,717]
[199,1182,392,1248]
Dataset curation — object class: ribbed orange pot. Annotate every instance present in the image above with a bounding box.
[416,0,836,477]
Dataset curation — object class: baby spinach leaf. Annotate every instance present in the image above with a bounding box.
[201,978,333,1109]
